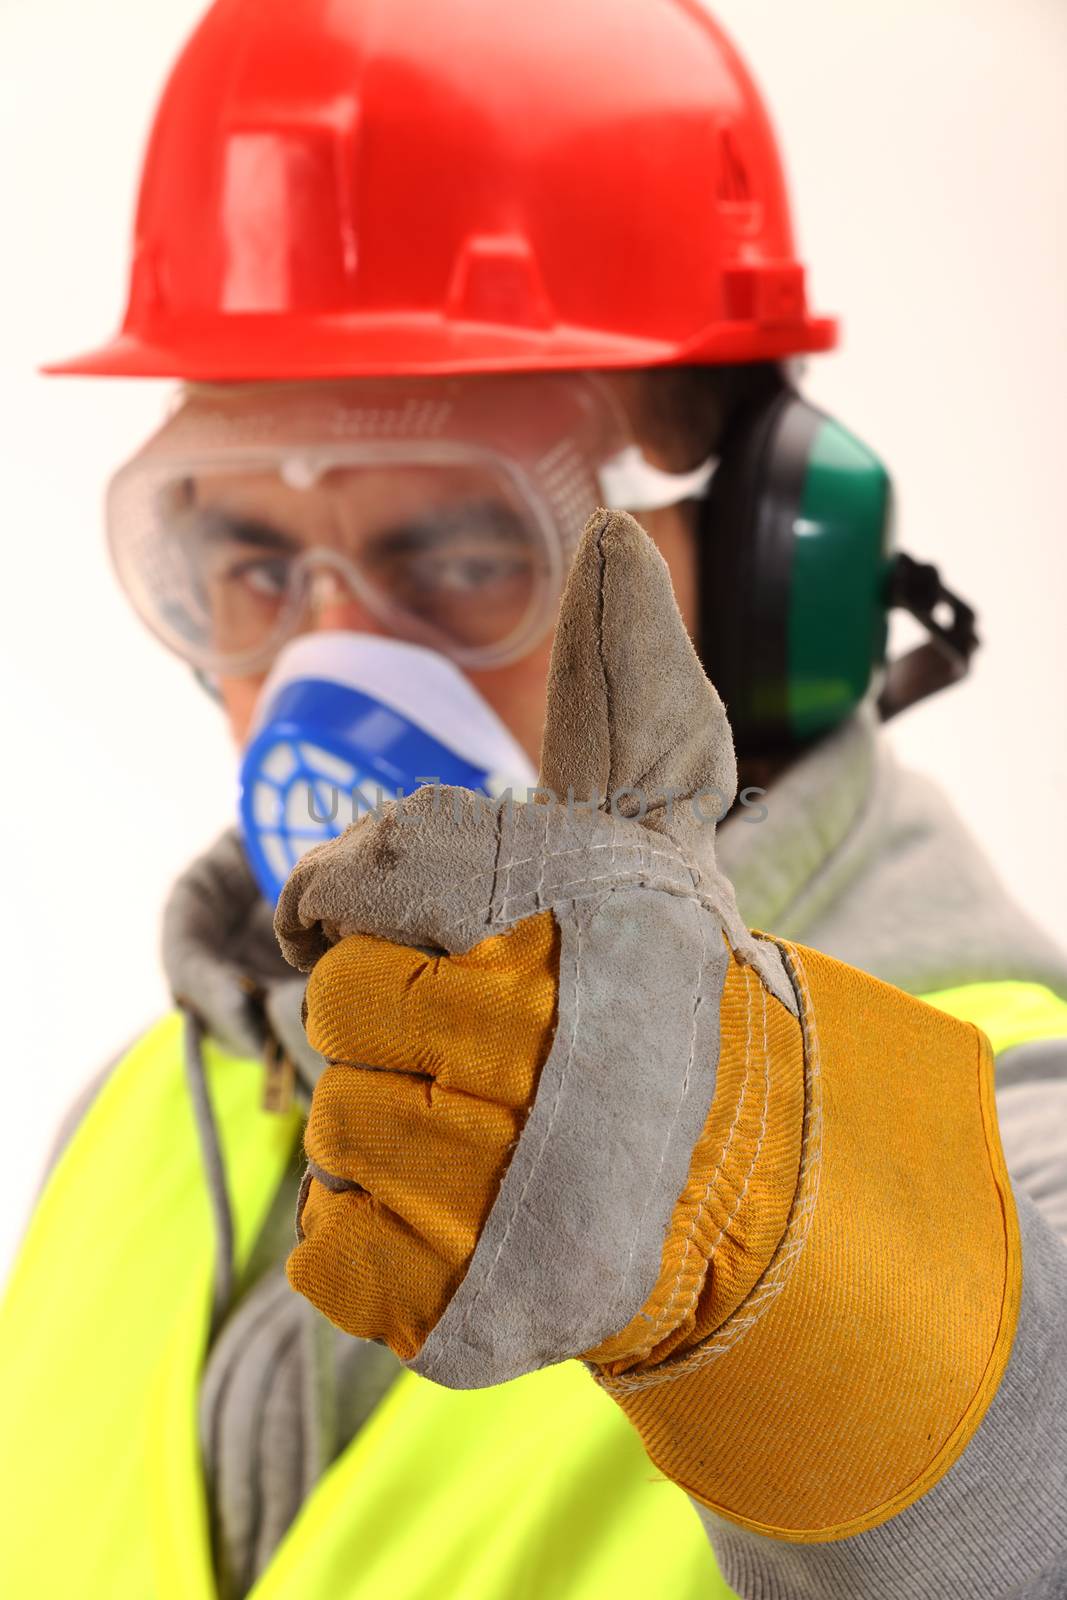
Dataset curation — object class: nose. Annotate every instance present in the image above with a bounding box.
[306,567,389,636]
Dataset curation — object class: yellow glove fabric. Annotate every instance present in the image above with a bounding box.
[289,910,560,1358]
[289,917,1020,1543]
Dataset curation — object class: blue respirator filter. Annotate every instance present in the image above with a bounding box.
[238,632,538,905]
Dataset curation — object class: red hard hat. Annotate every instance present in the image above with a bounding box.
[47,0,837,381]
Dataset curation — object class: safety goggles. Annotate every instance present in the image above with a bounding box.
[106,373,716,676]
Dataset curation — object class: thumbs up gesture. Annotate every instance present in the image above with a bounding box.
[276,508,1020,1552]
[275,507,796,1384]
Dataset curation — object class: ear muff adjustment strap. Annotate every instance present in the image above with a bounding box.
[877,553,980,722]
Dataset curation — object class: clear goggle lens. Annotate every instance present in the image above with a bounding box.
[106,374,717,676]
[130,457,558,672]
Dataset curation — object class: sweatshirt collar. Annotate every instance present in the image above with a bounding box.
[718,705,879,934]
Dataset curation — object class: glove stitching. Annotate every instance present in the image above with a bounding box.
[494,798,543,921]
[678,950,820,1370]
[533,814,550,911]
[494,839,684,879]
[503,865,690,915]
[399,837,687,944]
[700,974,772,1267]
[484,781,511,923]
[636,960,759,1359]
[684,976,773,1331]
[431,867,697,947]
[602,944,823,1394]
[594,514,614,791]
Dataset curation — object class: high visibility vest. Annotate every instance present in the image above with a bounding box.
[2,983,1065,1599]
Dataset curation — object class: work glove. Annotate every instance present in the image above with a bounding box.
[275,510,1019,1544]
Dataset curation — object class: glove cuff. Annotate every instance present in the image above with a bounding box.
[592,940,1022,1544]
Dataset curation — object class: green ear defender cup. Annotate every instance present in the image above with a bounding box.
[698,383,896,756]
[786,405,894,742]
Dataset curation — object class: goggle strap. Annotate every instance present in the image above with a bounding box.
[597,445,718,513]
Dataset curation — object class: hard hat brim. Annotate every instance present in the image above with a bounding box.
[42,312,838,382]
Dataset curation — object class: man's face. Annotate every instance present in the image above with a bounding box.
[130,372,702,766]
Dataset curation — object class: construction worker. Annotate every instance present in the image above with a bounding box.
[2,3,1065,1599]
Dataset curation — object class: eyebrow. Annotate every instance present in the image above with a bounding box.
[180,508,302,553]
[363,500,530,560]
[170,495,530,559]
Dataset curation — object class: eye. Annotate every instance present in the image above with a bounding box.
[406,544,532,594]
[225,555,292,599]
[364,500,543,602]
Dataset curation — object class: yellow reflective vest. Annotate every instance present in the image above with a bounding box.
[2,984,1066,1598]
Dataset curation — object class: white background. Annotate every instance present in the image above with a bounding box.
[2,0,1065,1279]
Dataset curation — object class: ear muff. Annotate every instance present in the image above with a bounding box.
[698,383,895,756]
